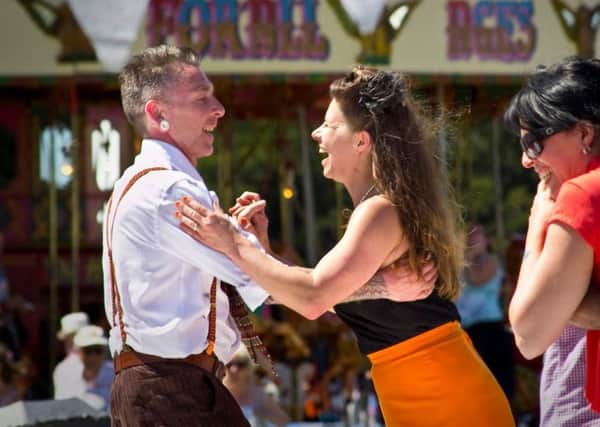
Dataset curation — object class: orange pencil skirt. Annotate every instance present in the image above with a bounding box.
[368,321,515,427]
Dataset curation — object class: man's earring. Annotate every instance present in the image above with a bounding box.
[160,120,170,132]
[583,145,591,155]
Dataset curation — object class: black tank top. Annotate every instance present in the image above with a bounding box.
[334,294,460,354]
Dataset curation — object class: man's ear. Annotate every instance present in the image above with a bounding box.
[144,99,162,125]
[354,130,373,153]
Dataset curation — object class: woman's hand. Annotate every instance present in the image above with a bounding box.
[229,192,271,252]
[526,180,556,254]
[176,197,239,257]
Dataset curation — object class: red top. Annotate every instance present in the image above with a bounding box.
[548,156,600,413]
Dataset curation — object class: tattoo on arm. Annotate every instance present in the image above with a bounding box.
[342,272,388,303]
[261,265,388,305]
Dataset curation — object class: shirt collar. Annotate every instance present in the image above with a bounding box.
[140,139,202,180]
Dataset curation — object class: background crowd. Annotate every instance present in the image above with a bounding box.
[2,53,600,427]
[0,225,537,426]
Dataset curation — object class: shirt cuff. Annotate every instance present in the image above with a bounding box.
[225,216,270,310]
[236,282,270,311]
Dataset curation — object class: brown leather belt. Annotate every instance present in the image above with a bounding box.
[113,345,226,380]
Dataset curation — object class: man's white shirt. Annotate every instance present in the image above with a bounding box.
[102,139,269,363]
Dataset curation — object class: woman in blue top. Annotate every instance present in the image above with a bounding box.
[456,223,515,401]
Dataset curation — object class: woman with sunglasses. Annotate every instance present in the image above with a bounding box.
[505,57,600,423]
[177,67,515,426]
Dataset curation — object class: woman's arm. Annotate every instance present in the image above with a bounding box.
[179,196,406,319]
[509,222,593,358]
[227,193,434,303]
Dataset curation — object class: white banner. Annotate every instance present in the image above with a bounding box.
[339,0,387,34]
[67,0,149,73]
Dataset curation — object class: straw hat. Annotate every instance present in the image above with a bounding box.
[73,325,108,348]
[57,312,90,340]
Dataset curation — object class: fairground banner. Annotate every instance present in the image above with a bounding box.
[1,0,598,76]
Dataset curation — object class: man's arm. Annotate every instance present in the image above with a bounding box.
[570,285,600,330]
[159,179,269,309]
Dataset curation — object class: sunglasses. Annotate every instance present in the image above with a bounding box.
[520,126,559,159]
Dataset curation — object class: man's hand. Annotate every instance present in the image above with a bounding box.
[343,259,436,303]
[380,258,437,301]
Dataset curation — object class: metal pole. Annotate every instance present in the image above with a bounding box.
[297,106,317,265]
[70,83,80,312]
[48,128,58,373]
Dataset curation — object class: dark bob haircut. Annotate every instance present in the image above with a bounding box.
[504,57,600,136]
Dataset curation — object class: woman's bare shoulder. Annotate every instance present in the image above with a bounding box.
[353,194,395,216]
[350,195,408,265]
[350,195,401,234]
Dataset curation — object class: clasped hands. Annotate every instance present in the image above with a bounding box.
[175,192,436,302]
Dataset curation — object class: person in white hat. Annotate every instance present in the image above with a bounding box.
[223,346,290,427]
[52,312,89,400]
[65,325,114,411]
[54,325,114,411]
[56,312,89,348]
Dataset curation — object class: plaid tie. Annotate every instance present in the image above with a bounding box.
[215,281,275,378]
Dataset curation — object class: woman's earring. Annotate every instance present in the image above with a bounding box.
[582,145,591,155]
[159,119,170,132]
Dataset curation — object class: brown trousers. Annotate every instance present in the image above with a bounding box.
[110,361,249,427]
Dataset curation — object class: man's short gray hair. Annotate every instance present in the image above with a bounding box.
[119,45,200,134]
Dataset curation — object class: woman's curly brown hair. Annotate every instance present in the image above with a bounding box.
[330,66,464,300]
